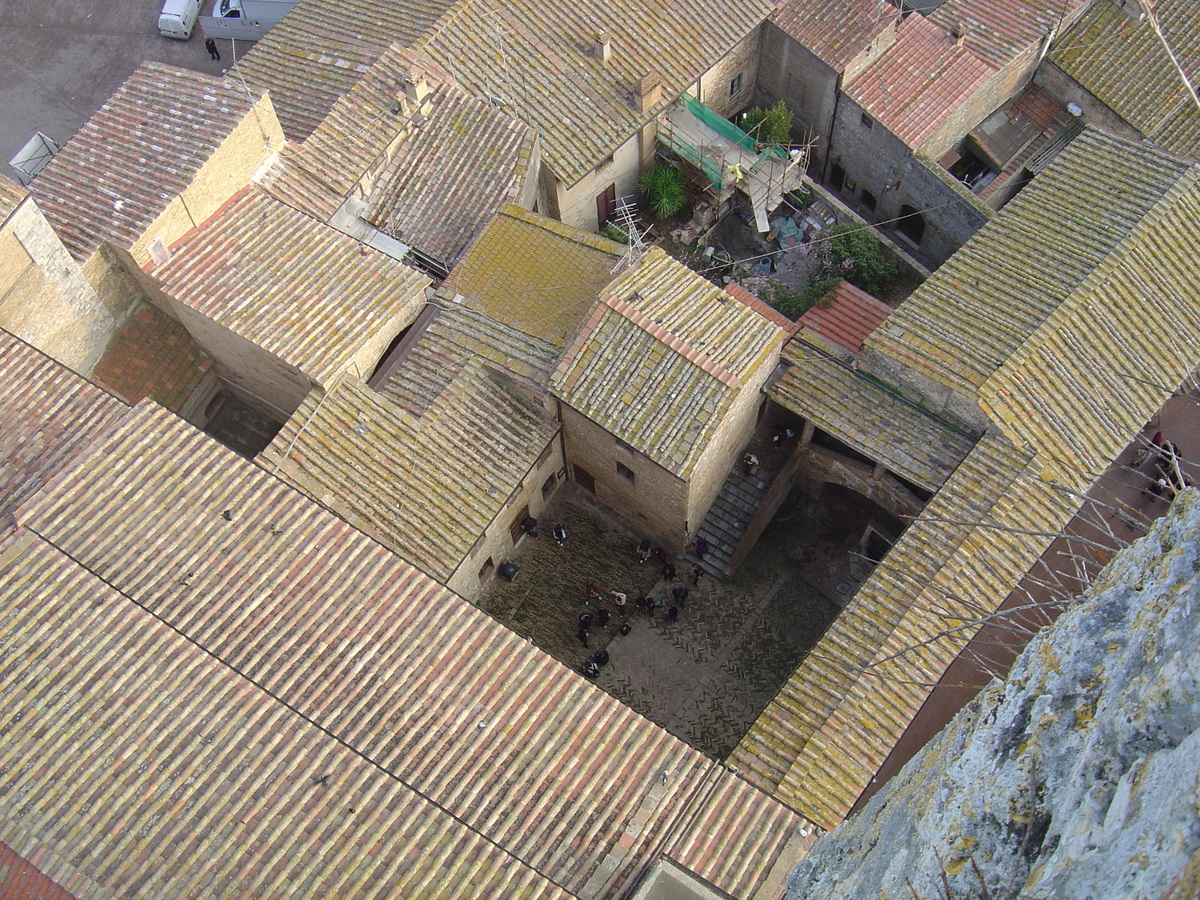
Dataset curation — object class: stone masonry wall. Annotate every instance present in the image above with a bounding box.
[786,490,1200,900]
[560,403,689,549]
[0,199,118,375]
[450,433,565,603]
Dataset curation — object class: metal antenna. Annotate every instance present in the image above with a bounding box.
[613,196,648,267]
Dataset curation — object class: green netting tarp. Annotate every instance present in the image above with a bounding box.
[683,94,757,152]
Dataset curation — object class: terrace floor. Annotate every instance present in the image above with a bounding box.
[479,487,846,759]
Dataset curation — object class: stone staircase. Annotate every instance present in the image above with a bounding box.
[687,465,773,578]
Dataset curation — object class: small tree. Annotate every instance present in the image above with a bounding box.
[740,100,793,146]
[639,164,687,220]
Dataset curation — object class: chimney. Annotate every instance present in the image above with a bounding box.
[593,33,612,63]
[634,73,663,114]
[950,25,966,48]
[399,66,433,116]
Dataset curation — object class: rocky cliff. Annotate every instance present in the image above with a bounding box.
[787,491,1200,900]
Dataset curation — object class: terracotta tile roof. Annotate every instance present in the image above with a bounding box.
[930,0,1091,69]
[551,249,784,477]
[28,63,259,261]
[14,402,810,897]
[379,301,561,406]
[364,88,537,270]
[771,0,897,70]
[724,281,800,334]
[445,205,625,349]
[263,363,558,582]
[770,341,975,491]
[797,280,891,354]
[0,530,571,900]
[151,188,430,386]
[865,128,1197,407]
[0,330,127,540]
[0,176,25,225]
[0,840,75,900]
[262,46,536,273]
[846,14,995,148]
[412,0,777,186]
[1048,0,1200,161]
[238,0,459,140]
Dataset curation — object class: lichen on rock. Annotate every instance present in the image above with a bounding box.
[787,491,1200,900]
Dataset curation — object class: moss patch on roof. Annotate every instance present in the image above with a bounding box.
[446,205,624,348]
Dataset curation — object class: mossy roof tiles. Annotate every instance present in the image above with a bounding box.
[262,48,536,271]
[237,0,459,140]
[410,0,776,186]
[731,430,1085,826]
[770,0,897,71]
[0,531,571,900]
[550,249,784,477]
[28,63,257,262]
[770,342,976,491]
[151,188,429,386]
[864,128,1196,399]
[446,205,624,348]
[1048,0,1200,161]
[262,362,557,582]
[929,0,1091,69]
[12,401,809,897]
[733,128,1200,831]
[0,330,128,540]
[364,89,537,269]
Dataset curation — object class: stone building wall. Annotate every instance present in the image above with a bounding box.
[559,403,689,549]
[450,434,565,603]
[0,198,119,375]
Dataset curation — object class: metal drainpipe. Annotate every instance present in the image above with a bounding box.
[822,76,841,183]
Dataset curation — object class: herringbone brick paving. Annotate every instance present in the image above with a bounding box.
[481,488,842,759]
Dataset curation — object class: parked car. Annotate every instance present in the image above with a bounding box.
[210,0,243,17]
[159,0,202,38]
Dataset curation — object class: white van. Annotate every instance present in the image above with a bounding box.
[159,0,203,39]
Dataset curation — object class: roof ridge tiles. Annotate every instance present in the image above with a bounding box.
[604,293,740,389]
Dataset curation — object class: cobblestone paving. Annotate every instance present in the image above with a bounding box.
[480,489,841,759]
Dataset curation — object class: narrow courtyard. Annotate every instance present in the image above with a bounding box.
[479,488,844,759]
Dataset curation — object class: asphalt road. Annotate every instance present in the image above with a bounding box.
[0,0,249,180]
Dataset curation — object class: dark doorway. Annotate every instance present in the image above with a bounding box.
[203,390,283,459]
[897,205,926,245]
[574,464,596,494]
[595,183,617,228]
[830,164,846,193]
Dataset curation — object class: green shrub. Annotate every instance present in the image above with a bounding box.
[760,280,826,320]
[639,164,688,220]
[740,100,793,146]
[808,224,898,296]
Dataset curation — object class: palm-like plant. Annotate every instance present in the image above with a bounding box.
[639,164,687,220]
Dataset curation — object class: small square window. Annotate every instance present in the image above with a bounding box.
[729,73,743,100]
[860,113,874,129]
[615,438,636,456]
[479,557,495,581]
[541,472,557,499]
[861,189,877,212]
[616,462,635,484]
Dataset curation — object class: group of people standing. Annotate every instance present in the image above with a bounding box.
[573,537,711,678]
